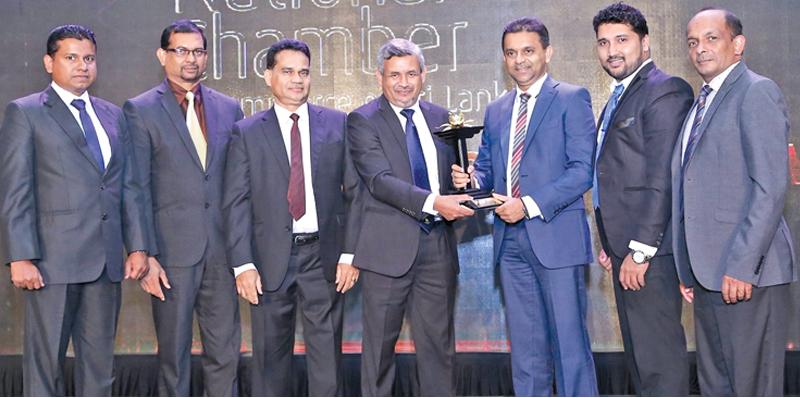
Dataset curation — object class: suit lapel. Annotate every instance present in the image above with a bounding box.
[377,96,409,155]
[43,87,103,173]
[612,62,653,118]
[496,90,515,173]
[92,98,119,176]
[695,62,746,140]
[308,104,325,189]
[261,108,291,181]
[522,77,557,158]
[597,63,653,158]
[157,81,204,171]
[201,86,219,169]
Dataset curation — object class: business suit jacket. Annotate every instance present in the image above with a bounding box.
[0,86,148,283]
[124,80,243,268]
[346,95,457,277]
[671,62,796,291]
[224,104,361,291]
[473,77,596,268]
[596,62,693,258]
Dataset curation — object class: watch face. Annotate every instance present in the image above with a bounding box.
[633,251,646,264]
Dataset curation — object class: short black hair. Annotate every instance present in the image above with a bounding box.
[266,39,311,70]
[46,24,96,56]
[502,17,550,49]
[697,7,743,37]
[160,19,207,50]
[593,2,649,38]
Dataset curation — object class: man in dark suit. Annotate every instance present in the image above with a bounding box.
[673,8,795,395]
[223,38,361,396]
[348,38,474,396]
[453,18,597,396]
[590,4,694,395]
[123,20,243,396]
[0,25,149,396]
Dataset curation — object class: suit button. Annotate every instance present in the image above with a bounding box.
[100,184,105,191]
[204,175,210,181]
[101,213,108,221]
[204,202,210,209]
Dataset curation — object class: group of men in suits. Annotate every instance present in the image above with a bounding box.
[452,4,795,397]
[0,3,795,397]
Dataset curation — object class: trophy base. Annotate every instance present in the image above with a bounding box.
[455,189,504,210]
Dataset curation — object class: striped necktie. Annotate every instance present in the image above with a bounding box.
[682,85,713,169]
[510,93,531,198]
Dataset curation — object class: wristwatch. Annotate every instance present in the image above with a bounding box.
[631,250,647,264]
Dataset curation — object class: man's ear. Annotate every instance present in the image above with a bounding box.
[43,54,54,74]
[733,35,746,57]
[156,48,167,67]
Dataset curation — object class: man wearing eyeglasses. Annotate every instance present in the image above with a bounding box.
[123,19,243,396]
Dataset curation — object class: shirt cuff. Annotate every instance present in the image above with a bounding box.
[338,253,354,265]
[422,193,438,216]
[628,240,658,258]
[521,195,542,219]
[234,263,257,277]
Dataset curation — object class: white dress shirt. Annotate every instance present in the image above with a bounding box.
[388,100,441,216]
[506,73,548,219]
[51,82,112,167]
[234,102,352,277]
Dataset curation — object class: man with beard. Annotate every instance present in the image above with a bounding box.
[453,18,597,396]
[124,20,243,396]
[0,24,149,396]
[590,3,694,395]
[672,8,795,395]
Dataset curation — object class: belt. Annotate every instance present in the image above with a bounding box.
[292,232,319,246]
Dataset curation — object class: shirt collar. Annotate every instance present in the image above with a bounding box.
[273,101,309,122]
[50,81,90,107]
[388,98,423,117]
[166,78,202,105]
[516,73,548,99]
[610,58,652,93]
[705,61,740,92]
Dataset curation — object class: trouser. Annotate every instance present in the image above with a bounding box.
[250,240,343,396]
[23,268,120,397]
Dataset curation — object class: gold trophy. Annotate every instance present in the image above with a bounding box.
[435,112,503,210]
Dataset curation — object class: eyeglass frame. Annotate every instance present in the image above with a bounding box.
[164,47,208,58]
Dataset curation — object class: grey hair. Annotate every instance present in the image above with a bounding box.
[375,38,426,74]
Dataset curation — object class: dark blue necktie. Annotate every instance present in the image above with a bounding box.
[70,99,105,172]
[401,108,435,233]
[592,83,624,209]
[401,108,430,191]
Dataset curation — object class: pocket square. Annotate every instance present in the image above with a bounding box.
[616,117,636,128]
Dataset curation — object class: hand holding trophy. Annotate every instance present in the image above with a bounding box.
[435,112,504,210]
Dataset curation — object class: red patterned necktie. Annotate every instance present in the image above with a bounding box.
[288,113,305,220]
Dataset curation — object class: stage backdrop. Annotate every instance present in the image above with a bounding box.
[0,0,798,355]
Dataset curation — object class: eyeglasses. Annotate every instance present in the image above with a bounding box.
[165,47,208,58]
